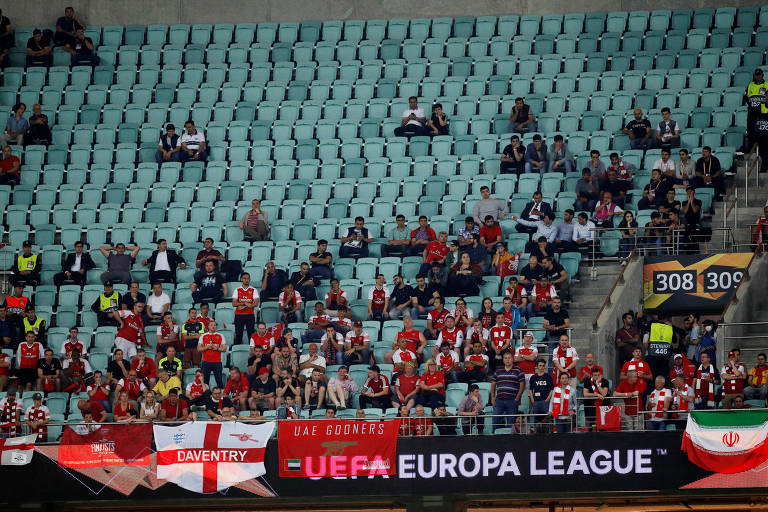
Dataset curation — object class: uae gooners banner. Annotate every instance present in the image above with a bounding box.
[154,421,275,494]
[58,424,152,468]
[681,410,768,474]
[279,419,398,477]
[0,434,37,465]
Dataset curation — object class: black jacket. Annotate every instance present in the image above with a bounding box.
[520,201,554,222]
[61,252,96,273]
[147,250,185,273]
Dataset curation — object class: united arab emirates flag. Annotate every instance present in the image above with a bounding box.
[681,410,768,474]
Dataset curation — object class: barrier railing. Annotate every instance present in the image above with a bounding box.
[719,321,768,367]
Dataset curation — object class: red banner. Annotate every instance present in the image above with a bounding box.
[58,424,152,468]
[278,419,398,477]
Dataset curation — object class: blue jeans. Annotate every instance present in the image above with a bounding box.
[646,419,666,431]
[418,391,445,409]
[410,305,434,320]
[301,328,325,345]
[309,265,331,280]
[202,361,223,389]
[524,161,548,174]
[279,310,304,324]
[339,245,368,258]
[343,348,370,366]
[519,303,535,320]
[629,137,652,150]
[548,159,573,173]
[619,236,636,258]
[493,397,519,431]
[155,149,180,166]
[367,309,388,322]
[508,121,538,133]
[555,417,572,433]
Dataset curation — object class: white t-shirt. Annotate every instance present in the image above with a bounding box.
[392,348,417,365]
[402,107,426,127]
[320,332,345,348]
[70,254,82,272]
[298,353,326,379]
[154,251,171,271]
[367,285,391,301]
[147,292,171,315]
[437,328,465,349]
[653,158,676,175]
[180,130,205,150]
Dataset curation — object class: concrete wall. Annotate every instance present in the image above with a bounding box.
[3,0,766,28]
[589,258,644,383]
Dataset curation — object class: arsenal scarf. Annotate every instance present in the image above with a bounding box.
[695,365,716,407]
[647,389,667,419]
[672,385,691,418]
[550,386,571,418]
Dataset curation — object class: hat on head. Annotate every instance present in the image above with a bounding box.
[32,392,42,400]
[525,330,534,337]
[495,242,505,248]
[673,353,683,360]
[22,240,31,247]
[104,281,114,286]
[353,320,363,327]
[258,367,270,375]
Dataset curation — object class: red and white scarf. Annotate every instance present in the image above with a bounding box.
[647,389,667,419]
[550,386,571,418]
[671,385,691,418]
[695,364,716,407]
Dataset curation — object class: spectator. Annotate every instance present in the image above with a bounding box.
[99,243,140,285]
[446,240,462,275]
[120,282,145,312]
[157,345,183,379]
[139,389,161,420]
[297,343,325,385]
[90,282,121,327]
[198,320,226,389]
[391,362,420,412]
[418,231,450,276]
[572,212,596,251]
[277,394,300,419]
[617,211,638,261]
[381,215,410,257]
[462,340,489,383]
[0,9,12,57]
[682,314,702,365]
[642,211,666,255]
[0,103,28,147]
[507,97,537,133]
[676,148,694,186]
[616,312,641,365]
[417,359,446,409]
[457,216,480,247]
[551,334,578,387]
[324,278,348,313]
[549,372,576,433]
[113,391,138,422]
[4,283,31,323]
[248,327,275,368]
[318,324,343,366]
[159,389,192,421]
[142,239,185,284]
[21,307,46,344]
[621,347,653,384]
[721,350,747,409]
[239,199,270,242]
[191,238,225,282]
[248,367,276,412]
[0,305,15,351]
[478,215,503,255]
[359,365,390,410]
[434,318,463,362]
[24,104,51,146]
[541,256,569,302]
[658,189,681,218]
[599,169,629,208]
[681,187,702,228]
[515,191,553,237]
[278,282,303,324]
[585,150,607,184]
[54,7,85,46]
[448,252,482,297]
[290,262,317,301]
[745,353,768,401]
[622,108,653,150]
[613,370,645,430]
[424,296,449,341]
[547,134,573,173]
[516,213,557,252]
[222,366,249,412]
[670,353,696,386]
[143,282,170,326]
[746,69,766,153]
[10,240,41,287]
[339,216,372,258]
[645,375,672,430]
[84,372,111,415]
[0,145,20,187]
[582,367,610,428]
[178,120,207,162]
[530,275,558,315]
[490,352,525,431]
[154,312,180,363]
[272,349,298,387]
[64,29,99,66]
[130,347,157,388]
[524,134,547,174]
[653,148,676,182]
[693,352,720,409]
[388,274,413,320]
[53,241,95,287]
[670,374,694,429]
[607,152,637,182]
[574,168,599,212]
[513,331,538,384]
[61,347,91,393]
[25,29,52,67]
[464,234,488,271]
[488,312,512,369]
[499,135,525,174]
[425,103,450,136]
[343,321,371,366]
[691,146,725,201]
[637,169,673,210]
[656,107,681,149]
[153,368,182,401]
[410,274,438,320]
[261,261,288,300]
[472,186,509,225]
[367,274,390,321]
[302,367,327,410]
[408,215,437,256]
[308,239,332,279]
[113,366,145,403]
[230,272,258,347]
[528,359,553,430]
[154,123,181,166]
[37,348,62,393]
[394,96,427,137]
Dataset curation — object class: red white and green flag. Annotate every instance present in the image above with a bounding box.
[681,410,768,474]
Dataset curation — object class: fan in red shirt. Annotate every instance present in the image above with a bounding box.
[397,405,413,436]
[223,366,249,411]
[391,362,420,411]
[418,232,450,275]
[249,322,276,356]
[577,352,604,381]
[425,298,450,341]
[514,331,539,383]
[620,348,653,385]
[417,359,445,409]
[114,370,147,402]
[130,348,157,387]
[488,312,512,369]
[114,302,146,359]
[436,342,461,383]
[669,353,696,385]
[159,389,192,421]
[613,371,646,430]
[479,216,503,253]
[410,405,434,436]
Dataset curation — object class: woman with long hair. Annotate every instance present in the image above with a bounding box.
[448,252,483,296]
[476,297,496,330]
[617,211,638,262]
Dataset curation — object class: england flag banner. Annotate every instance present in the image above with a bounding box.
[154,421,275,493]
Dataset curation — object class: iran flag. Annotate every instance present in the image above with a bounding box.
[681,410,768,474]
[0,434,36,465]
[154,421,275,493]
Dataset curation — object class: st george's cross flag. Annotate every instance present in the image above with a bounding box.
[681,410,768,474]
[0,434,37,465]
[154,421,275,493]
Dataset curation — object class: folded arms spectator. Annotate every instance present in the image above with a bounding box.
[26,29,52,67]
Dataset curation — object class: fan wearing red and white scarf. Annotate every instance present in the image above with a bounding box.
[671,376,694,419]
[694,353,719,408]
[646,376,671,420]
[549,373,574,418]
